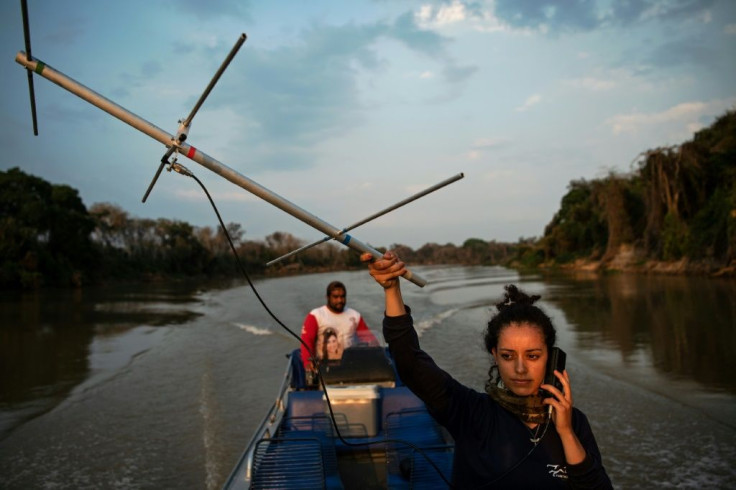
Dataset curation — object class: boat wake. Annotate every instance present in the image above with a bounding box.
[415,308,458,337]
[234,323,273,336]
[199,362,220,490]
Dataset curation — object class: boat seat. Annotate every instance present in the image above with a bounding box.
[409,444,454,489]
[250,436,325,490]
[278,415,344,489]
[380,385,426,419]
[384,407,453,490]
[385,408,446,453]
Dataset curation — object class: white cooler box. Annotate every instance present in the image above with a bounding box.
[323,384,380,437]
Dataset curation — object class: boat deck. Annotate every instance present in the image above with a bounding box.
[223,347,454,489]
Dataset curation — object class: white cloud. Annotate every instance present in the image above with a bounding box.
[725,23,736,35]
[515,94,542,112]
[607,102,704,134]
[606,99,736,135]
[419,71,434,79]
[416,5,434,24]
[435,0,468,25]
[416,1,467,26]
[415,0,507,33]
[563,67,658,95]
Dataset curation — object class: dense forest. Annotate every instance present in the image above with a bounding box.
[530,108,736,272]
[1,110,734,289]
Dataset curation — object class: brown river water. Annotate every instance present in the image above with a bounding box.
[1,266,734,489]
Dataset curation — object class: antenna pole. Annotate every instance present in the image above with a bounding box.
[14,52,427,287]
[20,0,38,135]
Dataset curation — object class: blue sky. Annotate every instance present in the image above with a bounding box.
[1,0,735,249]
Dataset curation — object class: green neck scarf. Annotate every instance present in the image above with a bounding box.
[486,368,548,425]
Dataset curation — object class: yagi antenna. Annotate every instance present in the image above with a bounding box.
[20,0,38,135]
[12,6,464,287]
[267,173,465,266]
[142,33,247,203]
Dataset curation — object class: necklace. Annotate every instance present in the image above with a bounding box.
[528,424,542,444]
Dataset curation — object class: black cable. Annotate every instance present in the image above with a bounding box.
[184,168,306,348]
[473,417,552,489]
[178,164,454,488]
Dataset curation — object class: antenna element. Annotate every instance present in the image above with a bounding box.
[142,33,247,203]
[20,0,39,135]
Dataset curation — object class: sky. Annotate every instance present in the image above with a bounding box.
[1,0,735,250]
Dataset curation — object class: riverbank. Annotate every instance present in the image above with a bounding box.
[542,244,736,277]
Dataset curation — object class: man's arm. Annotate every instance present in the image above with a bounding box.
[355,316,379,344]
[300,313,319,370]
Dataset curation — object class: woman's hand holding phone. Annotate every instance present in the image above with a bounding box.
[540,348,574,433]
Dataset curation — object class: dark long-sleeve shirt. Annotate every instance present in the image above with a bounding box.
[384,308,613,489]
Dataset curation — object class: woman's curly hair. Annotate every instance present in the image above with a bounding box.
[484,284,556,354]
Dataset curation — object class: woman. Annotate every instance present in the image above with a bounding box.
[321,327,344,361]
[362,251,612,489]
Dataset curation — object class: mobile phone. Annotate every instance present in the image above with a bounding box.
[541,347,566,398]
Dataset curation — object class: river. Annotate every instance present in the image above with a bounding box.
[1,266,734,489]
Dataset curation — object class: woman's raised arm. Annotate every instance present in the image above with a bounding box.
[361,251,407,317]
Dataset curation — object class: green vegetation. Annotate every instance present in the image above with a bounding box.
[538,109,736,269]
[0,166,524,289]
[1,168,98,288]
[2,110,734,289]
[0,181,365,289]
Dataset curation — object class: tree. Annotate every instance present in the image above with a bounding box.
[89,202,130,249]
[592,174,637,261]
[542,179,607,262]
[0,168,97,287]
[462,238,490,264]
[155,219,208,275]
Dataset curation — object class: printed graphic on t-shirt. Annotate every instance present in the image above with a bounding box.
[547,464,568,480]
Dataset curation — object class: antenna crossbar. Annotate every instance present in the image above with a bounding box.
[267,173,465,265]
[14,51,428,286]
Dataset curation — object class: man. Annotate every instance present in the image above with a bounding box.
[300,281,378,371]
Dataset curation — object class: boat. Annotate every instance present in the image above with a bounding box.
[222,346,455,489]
